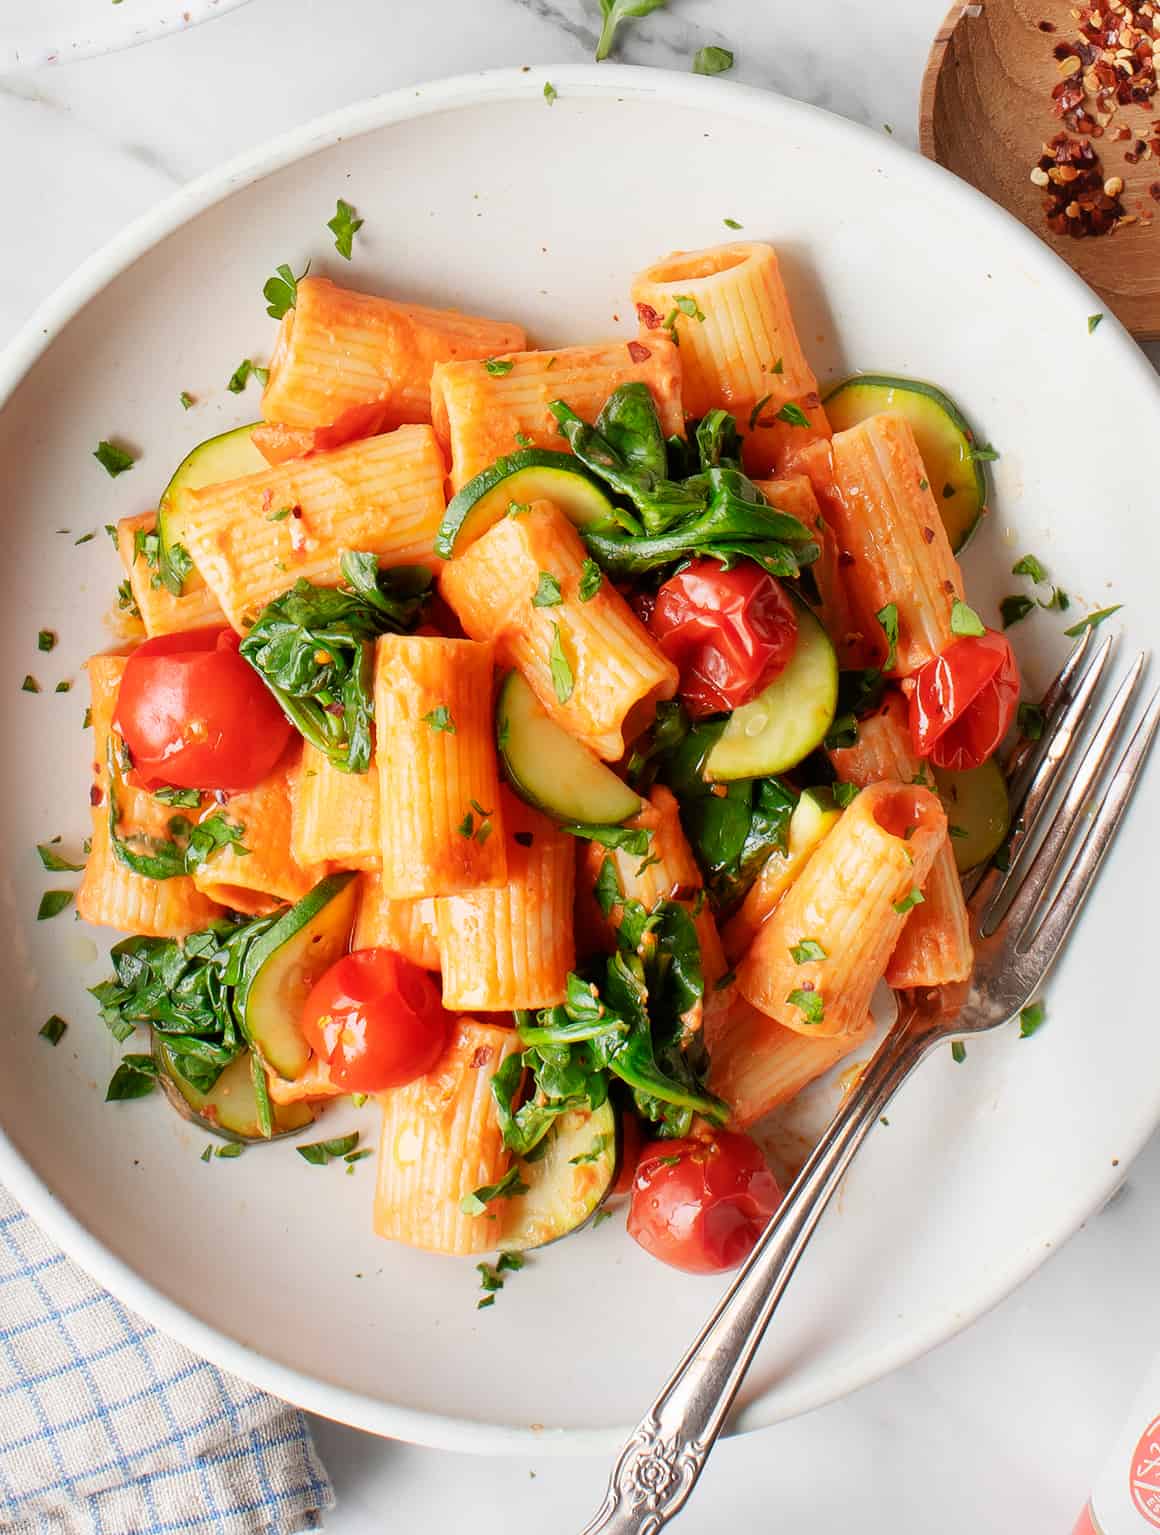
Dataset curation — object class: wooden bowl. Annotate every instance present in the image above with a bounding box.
[920,0,1160,339]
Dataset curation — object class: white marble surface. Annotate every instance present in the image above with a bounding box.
[3,1,1158,1529]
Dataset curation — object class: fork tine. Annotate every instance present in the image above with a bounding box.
[967,632,1114,917]
[1002,626,1095,793]
[984,634,1116,910]
[1020,685,1160,970]
[997,653,1147,942]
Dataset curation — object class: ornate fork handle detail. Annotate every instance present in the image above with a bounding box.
[580,1010,939,1535]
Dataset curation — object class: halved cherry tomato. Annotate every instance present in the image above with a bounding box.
[300,947,452,1094]
[907,629,1020,772]
[646,560,799,718]
[115,628,293,792]
[627,1131,782,1274]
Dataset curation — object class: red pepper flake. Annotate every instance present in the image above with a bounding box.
[468,1046,493,1069]
[635,302,662,330]
[838,550,856,568]
[1038,19,1056,31]
[90,784,104,806]
[626,340,652,363]
[923,526,936,544]
[1151,182,1160,200]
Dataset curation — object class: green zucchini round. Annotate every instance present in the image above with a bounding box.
[436,450,618,559]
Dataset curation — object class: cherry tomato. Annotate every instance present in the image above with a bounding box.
[300,947,451,1093]
[647,560,798,718]
[908,629,1020,772]
[115,628,293,792]
[627,1131,782,1274]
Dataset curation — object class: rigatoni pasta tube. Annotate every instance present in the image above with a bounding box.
[737,781,947,1038]
[440,503,677,761]
[828,413,965,675]
[260,276,527,441]
[116,512,225,638]
[578,785,726,1006]
[437,788,575,1011]
[374,634,507,898]
[829,692,973,988]
[170,426,446,632]
[353,872,440,971]
[373,1018,521,1256]
[291,742,380,871]
[630,243,816,422]
[76,657,223,938]
[192,754,322,916]
[706,998,876,1130]
[431,337,683,491]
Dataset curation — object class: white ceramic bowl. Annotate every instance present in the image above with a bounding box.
[1,68,1157,1455]
[0,0,252,70]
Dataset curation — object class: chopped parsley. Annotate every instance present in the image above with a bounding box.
[37,630,56,653]
[37,890,73,921]
[748,394,773,430]
[578,558,603,601]
[1012,554,1048,583]
[970,442,1000,463]
[1064,605,1122,637]
[723,217,743,230]
[484,358,515,376]
[693,45,734,74]
[786,987,824,1025]
[570,1134,609,1165]
[327,198,363,260]
[227,358,266,394]
[876,603,899,671]
[951,1040,967,1064]
[832,781,860,809]
[152,786,202,808]
[106,1054,159,1101]
[1087,313,1104,333]
[1018,702,1045,741]
[460,1165,529,1216]
[789,939,827,964]
[263,260,308,320]
[776,402,810,429]
[594,856,623,918]
[216,1143,244,1159]
[266,506,293,522]
[1019,1001,1047,1039]
[296,1132,360,1166]
[37,841,84,872]
[22,675,40,694]
[1000,594,1036,629]
[422,706,455,733]
[532,572,563,607]
[543,80,558,105]
[950,600,985,637]
[179,391,195,410]
[549,622,573,703]
[39,1015,68,1046]
[94,440,135,478]
[893,888,925,916]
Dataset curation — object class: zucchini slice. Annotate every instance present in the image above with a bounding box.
[436,449,618,559]
[500,1101,619,1252]
[156,422,266,565]
[823,374,987,552]
[497,670,642,825]
[933,758,1011,873]
[237,872,360,1080]
[154,1040,315,1142]
[705,600,838,781]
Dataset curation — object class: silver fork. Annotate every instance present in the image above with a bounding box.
[580,632,1159,1535]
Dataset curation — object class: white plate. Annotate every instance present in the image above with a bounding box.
[0,0,252,70]
[1,68,1157,1455]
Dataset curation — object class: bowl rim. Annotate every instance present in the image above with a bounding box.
[0,0,254,71]
[2,64,1158,1455]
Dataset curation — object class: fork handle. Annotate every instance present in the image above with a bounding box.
[578,1017,929,1535]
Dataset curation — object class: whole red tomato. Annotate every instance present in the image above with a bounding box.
[627,1131,782,1274]
[647,560,798,718]
[115,628,293,792]
[908,629,1020,771]
[300,947,451,1093]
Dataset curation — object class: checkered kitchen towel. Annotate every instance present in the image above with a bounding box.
[0,1186,334,1535]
